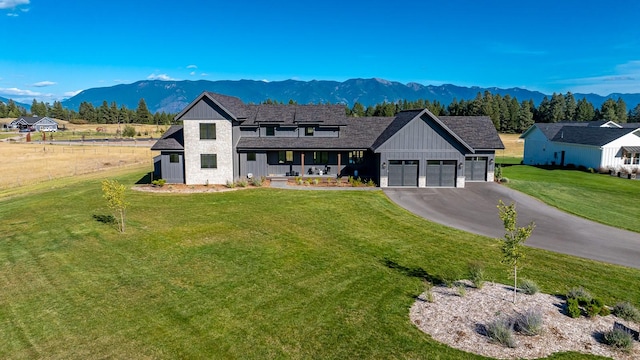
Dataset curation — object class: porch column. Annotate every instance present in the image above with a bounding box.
[301,152,305,176]
[337,152,341,175]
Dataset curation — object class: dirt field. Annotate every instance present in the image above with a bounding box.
[497,133,524,158]
[0,142,157,189]
[1,118,168,140]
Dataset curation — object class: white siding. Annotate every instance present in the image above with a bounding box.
[183,119,233,185]
[602,131,640,170]
[522,126,553,165]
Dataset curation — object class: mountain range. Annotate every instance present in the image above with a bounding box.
[4,79,640,114]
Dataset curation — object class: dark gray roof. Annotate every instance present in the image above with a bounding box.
[12,116,53,125]
[532,122,592,139]
[551,126,638,146]
[621,122,640,129]
[371,110,423,150]
[622,146,640,152]
[151,125,184,151]
[236,117,394,150]
[370,110,503,152]
[240,104,348,126]
[206,92,248,119]
[439,116,505,150]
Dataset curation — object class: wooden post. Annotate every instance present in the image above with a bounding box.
[337,152,341,176]
[300,152,305,176]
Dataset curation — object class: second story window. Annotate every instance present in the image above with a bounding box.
[200,123,216,139]
[266,126,275,136]
[305,127,314,136]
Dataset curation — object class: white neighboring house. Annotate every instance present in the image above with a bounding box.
[9,116,58,132]
[521,121,640,171]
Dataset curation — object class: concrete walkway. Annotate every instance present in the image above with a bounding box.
[384,183,640,269]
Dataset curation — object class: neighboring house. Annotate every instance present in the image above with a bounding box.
[152,92,504,187]
[520,121,640,171]
[8,116,58,132]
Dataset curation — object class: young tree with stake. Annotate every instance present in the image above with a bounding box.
[101,179,129,233]
[497,200,535,303]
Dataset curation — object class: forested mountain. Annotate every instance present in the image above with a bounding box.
[60,78,640,115]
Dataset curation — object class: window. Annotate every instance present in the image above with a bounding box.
[348,150,364,164]
[169,154,179,163]
[634,153,640,165]
[201,154,217,168]
[199,123,216,139]
[313,151,329,164]
[278,150,294,163]
[266,126,275,136]
[247,152,256,161]
[305,127,314,136]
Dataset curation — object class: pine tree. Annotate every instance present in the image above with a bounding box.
[615,98,627,123]
[600,98,618,122]
[135,98,152,124]
[575,98,595,121]
[629,104,640,123]
[564,92,577,121]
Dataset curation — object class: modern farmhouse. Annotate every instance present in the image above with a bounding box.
[521,121,640,170]
[7,116,58,132]
[152,92,504,187]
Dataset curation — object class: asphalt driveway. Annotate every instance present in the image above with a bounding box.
[384,183,640,269]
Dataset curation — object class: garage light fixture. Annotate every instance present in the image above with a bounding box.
[382,162,387,169]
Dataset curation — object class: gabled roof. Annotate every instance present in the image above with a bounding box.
[621,122,640,129]
[151,125,184,151]
[236,117,393,150]
[11,116,56,125]
[439,116,505,150]
[371,109,500,152]
[551,126,639,146]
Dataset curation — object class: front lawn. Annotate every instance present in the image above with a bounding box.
[0,171,639,358]
[502,165,640,233]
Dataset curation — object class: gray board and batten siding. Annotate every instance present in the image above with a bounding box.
[375,111,470,187]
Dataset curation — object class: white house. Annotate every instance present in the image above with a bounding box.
[521,121,640,171]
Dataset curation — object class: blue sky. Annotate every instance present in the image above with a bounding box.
[1,0,640,104]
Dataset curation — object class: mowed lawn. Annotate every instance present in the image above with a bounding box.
[503,165,640,233]
[1,171,640,359]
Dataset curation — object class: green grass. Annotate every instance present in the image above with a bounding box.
[0,133,20,140]
[503,165,640,233]
[495,156,522,165]
[0,171,637,359]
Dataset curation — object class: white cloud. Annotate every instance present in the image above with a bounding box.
[200,73,209,77]
[32,81,56,87]
[6,12,17,16]
[0,87,41,96]
[189,71,196,76]
[147,73,176,81]
[0,0,29,9]
[557,60,640,95]
[64,90,82,97]
[186,64,197,69]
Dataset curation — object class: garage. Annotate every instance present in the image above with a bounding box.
[426,160,456,187]
[464,157,487,181]
[388,160,418,186]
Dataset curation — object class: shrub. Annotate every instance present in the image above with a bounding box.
[514,309,543,336]
[251,176,264,187]
[423,280,434,303]
[612,302,640,322]
[312,178,320,185]
[456,284,466,297]
[518,278,539,295]
[602,328,633,353]
[122,125,136,137]
[366,178,376,187]
[236,178,248,187]
[151,179,166,187]
[586,298,604,318]
[600,306,611,316]
[467,261,485,289]
[499,177,509,183]
[295,176,304,185]
[567,286,592,306]
[225,180,236,188]
[485,317,516,348]
[567,298,581,318]
[494,164,503,181]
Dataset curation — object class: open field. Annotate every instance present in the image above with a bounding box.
[0,170,638,359]
[496,133,524,163]
[0,142,156,190]
[1,118,168,140]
